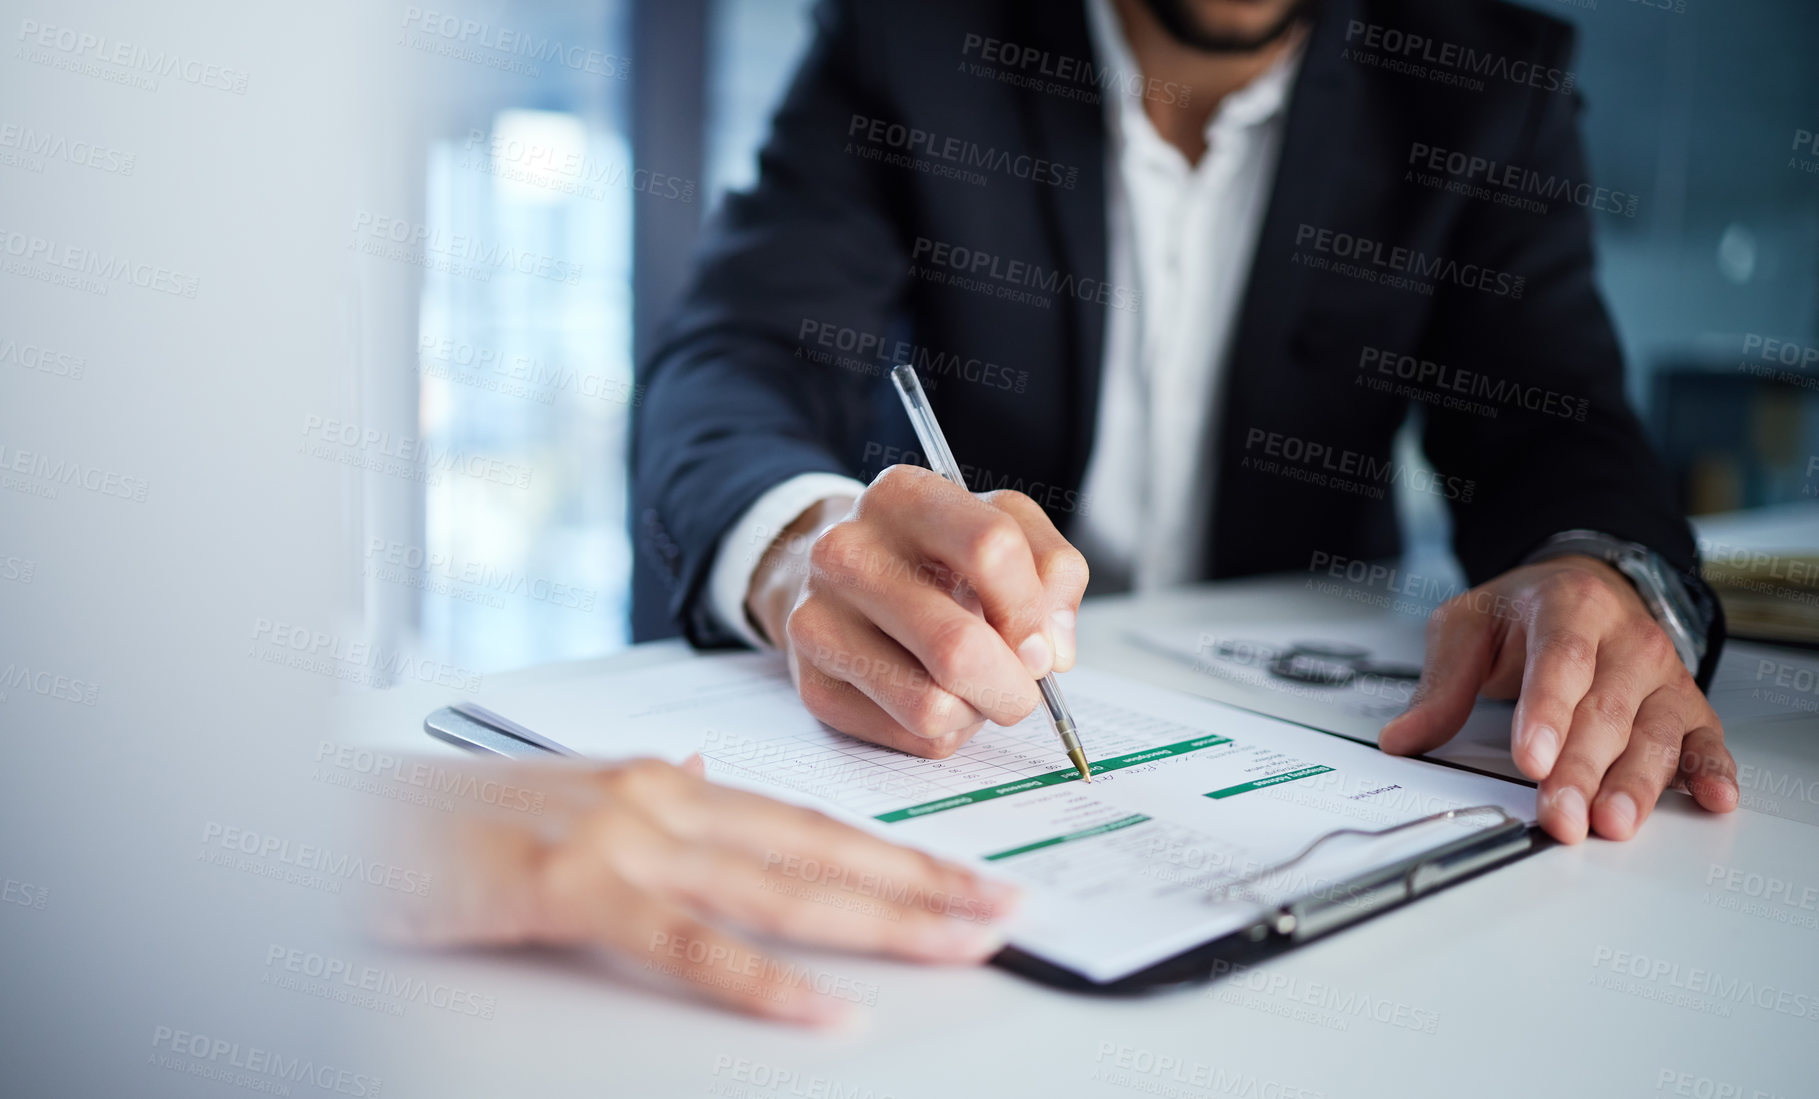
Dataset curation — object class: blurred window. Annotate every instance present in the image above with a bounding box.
[405,0,816,674]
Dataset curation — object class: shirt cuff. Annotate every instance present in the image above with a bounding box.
[706,472,866,649]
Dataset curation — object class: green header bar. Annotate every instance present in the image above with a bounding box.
[1205,764,1334,800]
[874,734,1231,823]
[984,814,1152,862]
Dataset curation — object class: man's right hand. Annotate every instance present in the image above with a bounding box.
[745,465,1089,758]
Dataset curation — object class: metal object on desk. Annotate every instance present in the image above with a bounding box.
[424,702,575,759]
[1207,638,1423,689]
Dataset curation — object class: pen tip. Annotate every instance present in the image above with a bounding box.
[1068,748,1092,783]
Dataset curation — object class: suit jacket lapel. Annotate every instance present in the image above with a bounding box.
[1228,0,1367,377]
[1011,0,1111,487]
[1205,0,1366,575]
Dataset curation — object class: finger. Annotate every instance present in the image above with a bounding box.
[985,491,1090,670]
[1540,636,1668,844]
[790,599,1005,739]
[834,573,1043,725]
[656,834,1010,962]
[804,524,1040,726]
[861,466,1054,677]
[681,784,1020,916]
[614,762,1016,959]
[1378,597,1497,756]
[1678,724,1739,813]
[617,895,849,1025]
[1588,687,1692,840]
[596,760,1011,931]
[794,658,984,757]
[1509,584,1607,780]
[538,799,849,1025]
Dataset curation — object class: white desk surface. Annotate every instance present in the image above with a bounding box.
[339,575,1819,1099]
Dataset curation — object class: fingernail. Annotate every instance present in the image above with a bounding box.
[1549,786,1587,838]
[1528,725,1561,774]
[1601,791,1637,836]
[925,919,1006,958]
[1050,609,1077,667]
[1017,633,1053,677]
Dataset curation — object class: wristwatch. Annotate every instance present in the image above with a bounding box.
[1524,530,1708,676]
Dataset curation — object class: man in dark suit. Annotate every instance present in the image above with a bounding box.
[633,0,1739,845]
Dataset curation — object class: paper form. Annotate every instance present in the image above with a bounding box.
[1124,617,1524,778]
[471,655,1537,982]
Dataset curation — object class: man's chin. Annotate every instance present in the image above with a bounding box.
[1135,0,1318,54]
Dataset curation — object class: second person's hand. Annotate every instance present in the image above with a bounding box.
[746,465,1090,758]
[370,756,1018,1025]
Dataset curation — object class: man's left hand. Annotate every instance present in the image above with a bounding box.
[1378,555,1738,844]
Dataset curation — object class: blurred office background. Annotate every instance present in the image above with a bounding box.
[3,5,1812,1091]
[351,0,1819,675]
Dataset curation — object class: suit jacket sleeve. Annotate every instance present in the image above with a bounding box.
[632,0,906,646]
[1413,25,1724,686]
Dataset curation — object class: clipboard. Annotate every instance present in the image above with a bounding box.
[996,806,1547,993]
[423,703,1548,993]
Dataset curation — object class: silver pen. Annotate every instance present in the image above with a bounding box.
[889,364,1093,783]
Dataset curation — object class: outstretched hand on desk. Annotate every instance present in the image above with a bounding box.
[1377,555,1739,844]
[369,756,1017,1025]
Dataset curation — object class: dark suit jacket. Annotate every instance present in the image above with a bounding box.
[632,0,1722,685]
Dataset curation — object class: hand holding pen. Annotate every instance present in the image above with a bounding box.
[889,366,1093,780]
[741,369,1092,765]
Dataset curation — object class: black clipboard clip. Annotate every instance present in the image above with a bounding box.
[997,804,1542,993]
[1209,804,1533,942]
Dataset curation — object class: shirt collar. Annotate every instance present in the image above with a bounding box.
[1084,0,1304,151]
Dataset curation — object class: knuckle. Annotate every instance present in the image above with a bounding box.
[1580,686,1637,730]
[923,615,991,688]
[1634,709,1684,749]
[1633,728,1684,779]
[1041,544,1091,596]
[898,688,960,740]
[1428,594,1480,636]
[907,731,963,759]
[1518,692,1570,728]
[1547,568,1609,604]
[782,601,825,654]
[1631,622,1675,666]
[979,488,1036,514]
[1537,630,1597,671]
[925,731,965,759]
[868,463,923,498]
[964,515,1026,577]
[795,665,844,716]
[806,521,862,576]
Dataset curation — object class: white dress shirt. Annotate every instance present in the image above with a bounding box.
[706,0,1303,646]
